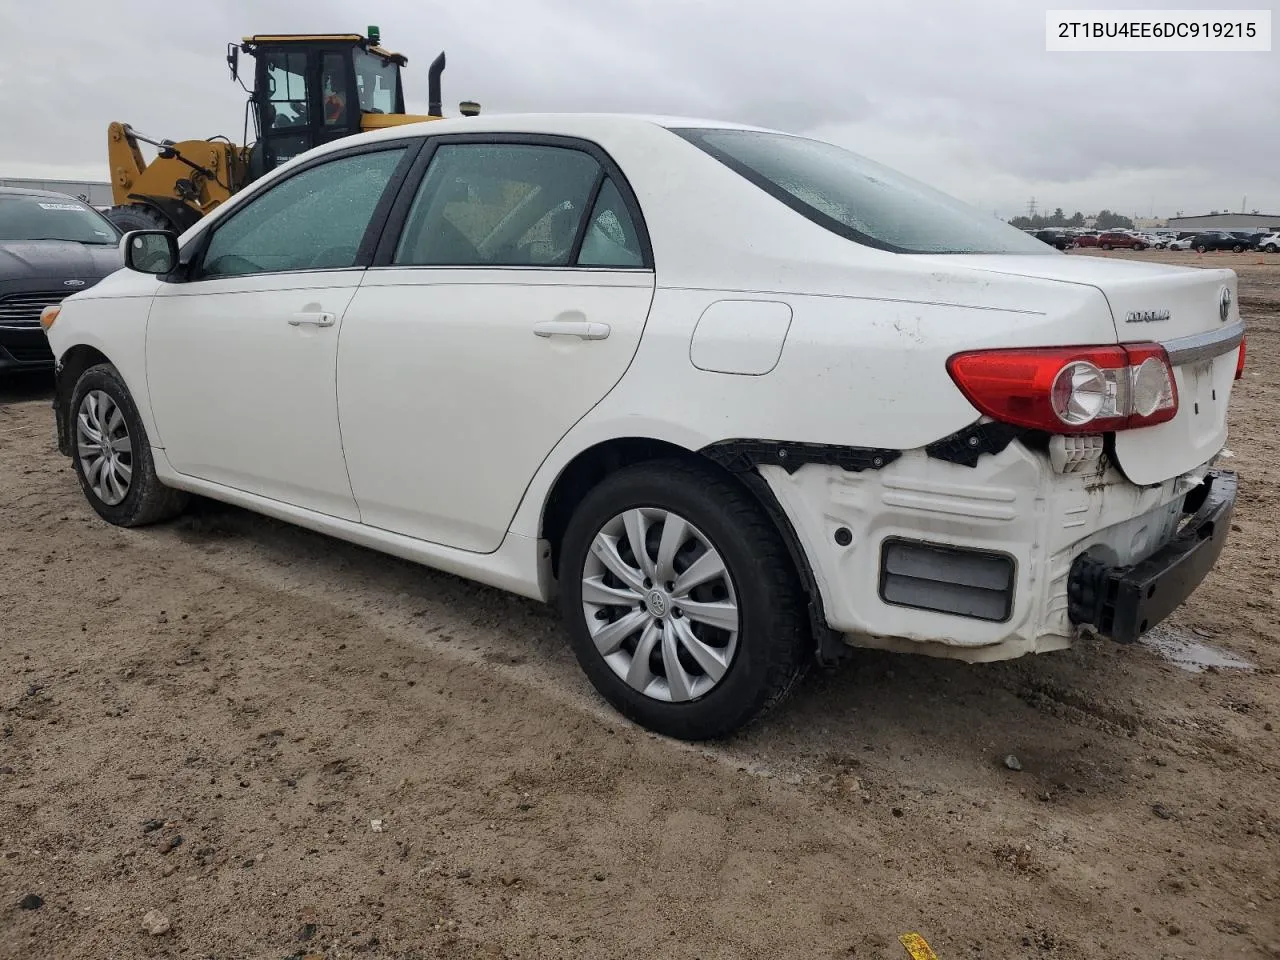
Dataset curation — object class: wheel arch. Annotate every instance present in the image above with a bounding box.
[53,344,113,456]
[536,434,841,664]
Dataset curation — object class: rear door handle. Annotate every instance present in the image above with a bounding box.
[532,320,610,340]
[289,311,336,327]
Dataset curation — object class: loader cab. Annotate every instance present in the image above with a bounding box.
[235,33,410,178]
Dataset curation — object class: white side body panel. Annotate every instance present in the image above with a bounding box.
[337,267,655,552]
[146,271,362,520]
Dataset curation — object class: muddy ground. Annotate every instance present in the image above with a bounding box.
[1,249,1277,960]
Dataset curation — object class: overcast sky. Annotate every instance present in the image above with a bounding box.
[1,0,1276,218]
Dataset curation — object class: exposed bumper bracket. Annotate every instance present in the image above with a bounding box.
[1067,470,1237,643]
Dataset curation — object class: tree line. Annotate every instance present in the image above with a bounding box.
[1008,208,1136,230]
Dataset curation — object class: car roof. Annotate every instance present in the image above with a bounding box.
[0,185,92,202]
[294,112,793,162]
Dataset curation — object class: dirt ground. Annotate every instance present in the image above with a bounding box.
[1,249,1277,960]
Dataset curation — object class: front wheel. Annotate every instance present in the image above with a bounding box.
[1101,243,1113,250]
[558,460,810,740]
[1266,244,1278,253]
[69,363,189,527]
[1232,244,1244,253]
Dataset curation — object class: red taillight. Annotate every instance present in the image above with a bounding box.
[947,343,1179,434]
[1235,336,1246,380]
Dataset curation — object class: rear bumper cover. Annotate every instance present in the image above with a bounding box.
[1067,469,1237,643]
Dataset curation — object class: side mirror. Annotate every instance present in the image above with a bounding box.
[122,230,179,275]
[226,42,239,82]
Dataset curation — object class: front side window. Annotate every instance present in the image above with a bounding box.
[0,194,120,244]
[673,128,1052,256]
[393,143,602,267]
[199,148,406,279]
[352,49,399,114]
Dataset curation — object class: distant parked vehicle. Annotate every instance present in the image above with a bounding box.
[1033,229,1071,250]
[1098,231,1146,250]
[1256,232,1280,253]
[1231,232,1268,250]
[1190,232,1249,253]
[1073,232,1100,247]
[1167,235,1196,251]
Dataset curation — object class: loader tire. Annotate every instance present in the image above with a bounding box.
[104,203,178,234]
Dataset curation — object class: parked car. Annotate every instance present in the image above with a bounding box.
[1166,235,1197,250]
[0,187,122,373]
[1072,232,1100,247]
[1232,232,1269,250]
[1033,229,1071,250]
[1255,232,1280,253]
[42,115,1244,740]
[1190,232,1250,253]
[1097,231,1146,250]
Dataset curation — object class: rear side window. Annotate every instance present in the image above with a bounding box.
[673,128,1051,256]
[577,177,645,268]
[199,147,407,278]
[394,144,602,267]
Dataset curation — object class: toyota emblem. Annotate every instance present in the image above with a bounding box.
[1219,287,1232,323]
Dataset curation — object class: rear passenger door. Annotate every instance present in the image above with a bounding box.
[337,135,655,552]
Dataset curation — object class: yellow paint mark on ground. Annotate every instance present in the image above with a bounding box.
[900,932,940,960]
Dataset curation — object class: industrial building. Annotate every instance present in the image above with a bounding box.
[0,177,113,208]
[1167,213,1280,234]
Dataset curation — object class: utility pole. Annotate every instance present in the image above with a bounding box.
[1026,197,1037,219]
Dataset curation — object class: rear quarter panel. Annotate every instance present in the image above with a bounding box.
[508,277,1116,538]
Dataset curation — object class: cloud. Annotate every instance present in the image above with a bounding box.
[0,0,1275,215]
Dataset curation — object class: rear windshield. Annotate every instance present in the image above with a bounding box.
[0,195,120,245]
[672,128,1052,256]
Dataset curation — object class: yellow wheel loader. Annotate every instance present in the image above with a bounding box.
[104,27,480,234]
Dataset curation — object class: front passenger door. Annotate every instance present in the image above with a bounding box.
[146,143,414,519]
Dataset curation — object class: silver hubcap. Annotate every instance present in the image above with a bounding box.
[581,508,740,703]
[76,390,132,506]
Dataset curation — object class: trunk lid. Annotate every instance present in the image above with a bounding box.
[921,254,1243,485]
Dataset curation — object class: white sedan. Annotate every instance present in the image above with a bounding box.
[42,114,1245,740]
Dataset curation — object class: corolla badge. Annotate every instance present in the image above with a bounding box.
[1219,287,1233,322]
[1125,309,1170,323]
[63,279,85,287]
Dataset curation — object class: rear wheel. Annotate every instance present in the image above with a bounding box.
[1196,245,1208,253]
[1101,243,1113,250]
[558,460,810,740]
[103,203,177,234]
[70,363,188,527]
[1266,244,1278,253]
[1232,244,1244,253]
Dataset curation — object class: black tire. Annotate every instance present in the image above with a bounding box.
[1266,244,1278,253]
[69,363,188,527]
[1232,244,1244,253]
[1134,243,1146,250]
[557,459,810,740]
[1101,243,1113,250]
[1197,245,1208,253]
[103,203,177,234]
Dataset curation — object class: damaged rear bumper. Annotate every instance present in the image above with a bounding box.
[1067,470,1237,643]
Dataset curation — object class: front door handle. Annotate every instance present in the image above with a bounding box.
[532,320,610,340]
[289,311,336,327]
